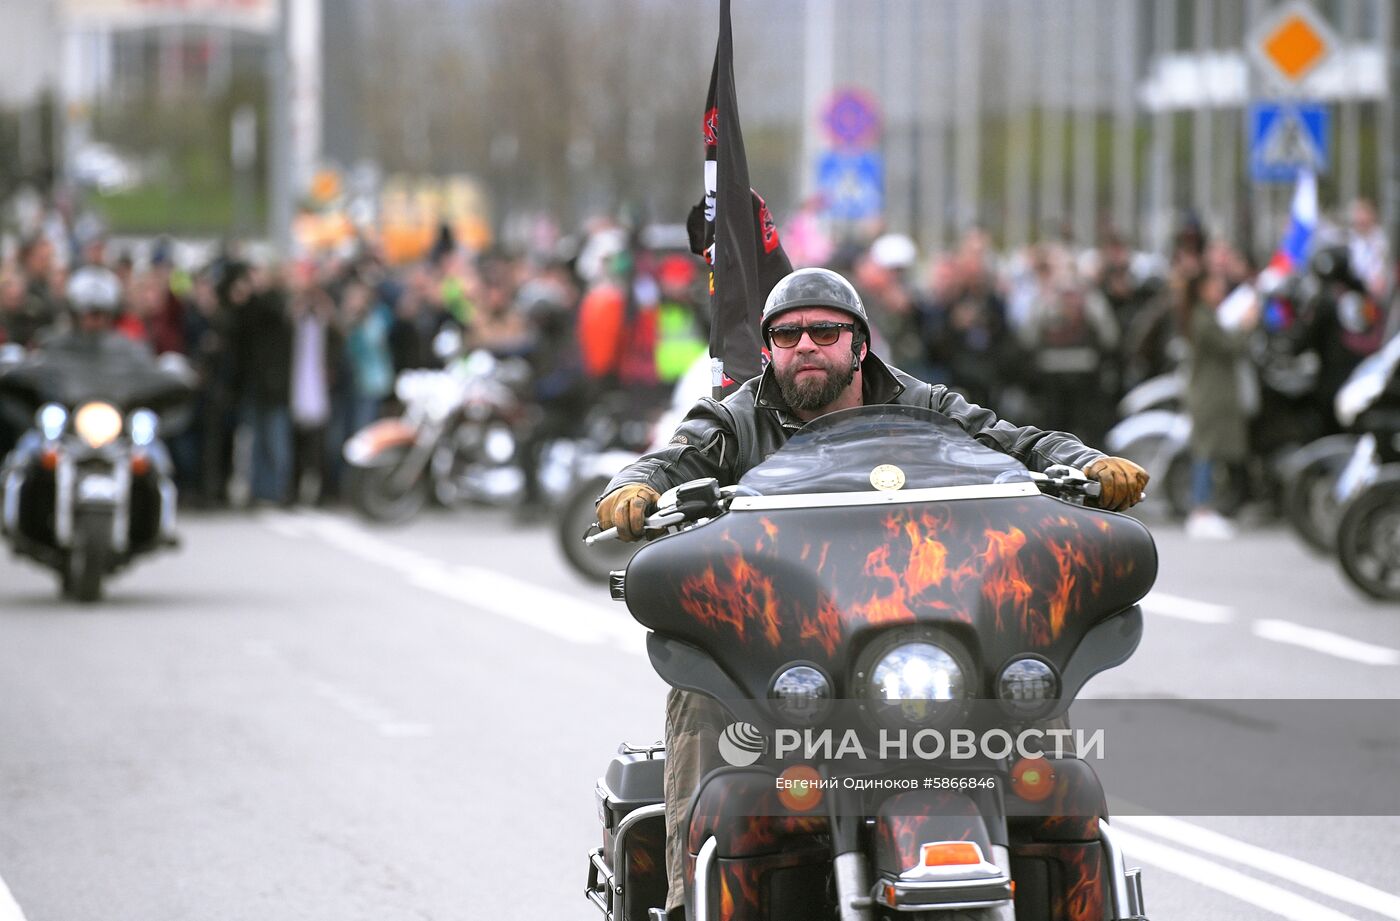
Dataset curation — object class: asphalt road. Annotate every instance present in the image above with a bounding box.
[1,504,1397,921]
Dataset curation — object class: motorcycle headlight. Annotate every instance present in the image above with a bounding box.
[73,402,123,449]
[997,657,1060,720]
[36,403,68,441]
[483,425,516,465]
[863,640,968,730]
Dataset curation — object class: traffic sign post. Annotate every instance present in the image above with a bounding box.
[1244,1,1337,198]
[816,88,883,222]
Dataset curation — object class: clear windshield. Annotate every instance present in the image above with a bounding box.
[736,404,1032,496]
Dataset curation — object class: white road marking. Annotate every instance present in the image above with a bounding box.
[1116,815,1400,919]
[0,875,26,921]
[242,638,435,738]
[1113,827,1367,921]
[1141,591,1234,624]
[1252,619,1400,666]
[1141,591,1399,667]
[306,679,435,739]
[264,510,645,658]
[259,515,307,539]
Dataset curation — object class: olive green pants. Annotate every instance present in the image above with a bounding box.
[663,688,729,912]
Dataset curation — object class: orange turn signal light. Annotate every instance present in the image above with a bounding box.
[1011,756,1057,803]
[920,841,985,867]
[776,765,823,812]
[40,449,59,471]
[130,453,150,476]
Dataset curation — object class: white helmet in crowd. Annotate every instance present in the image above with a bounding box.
[869,233,918,271]
[66,266,122,315]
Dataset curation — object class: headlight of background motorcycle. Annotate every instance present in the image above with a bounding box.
[73,402,122,449]
[36,403,67,441]
[483,424,516,465]
[861,638,969,730]
[997,657,1060,721]
[128,409,159,447]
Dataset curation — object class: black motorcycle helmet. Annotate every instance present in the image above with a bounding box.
[1311,243,1359,287]
[760,267,870,356]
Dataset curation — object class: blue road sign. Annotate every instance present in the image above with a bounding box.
[817,151,883,221]
[1249,102,1329,183]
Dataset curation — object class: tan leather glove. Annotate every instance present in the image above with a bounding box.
[596,483,661,542]
[1084,457,1149,512]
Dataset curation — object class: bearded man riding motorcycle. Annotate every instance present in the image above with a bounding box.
[595,266,1148,919]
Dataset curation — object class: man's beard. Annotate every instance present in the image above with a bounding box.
[775,352,856,411]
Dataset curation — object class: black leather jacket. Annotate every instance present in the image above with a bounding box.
[605,352,1106,497]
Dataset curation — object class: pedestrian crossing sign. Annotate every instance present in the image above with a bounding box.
[1248,102,1329,183]
[816,151,884,221]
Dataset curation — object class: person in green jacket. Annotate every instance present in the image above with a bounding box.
[1182,268,1259,539]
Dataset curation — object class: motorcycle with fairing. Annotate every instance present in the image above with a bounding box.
[0,342,191,602]
[585,405,1157,921]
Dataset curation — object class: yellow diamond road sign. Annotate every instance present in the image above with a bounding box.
[1249,1,1337,86]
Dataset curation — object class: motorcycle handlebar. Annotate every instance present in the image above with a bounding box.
[585,468,1108,545]
[585,510,687,545]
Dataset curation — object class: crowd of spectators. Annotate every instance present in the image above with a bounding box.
[1,197,1392,533]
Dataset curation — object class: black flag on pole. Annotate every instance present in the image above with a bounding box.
[688,0,792,399]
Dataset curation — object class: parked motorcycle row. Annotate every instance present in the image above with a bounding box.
[1105,252,1400,602]
[339,328,710,586]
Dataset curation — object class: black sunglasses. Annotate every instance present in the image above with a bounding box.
[765,321,857,349]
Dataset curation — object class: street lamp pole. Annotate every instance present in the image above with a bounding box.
[268,0,293,258]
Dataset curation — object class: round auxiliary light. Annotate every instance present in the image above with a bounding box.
[37,403,68,441]
[129,409,159,447]
[770,664,833,726]
[997,658,1060,721]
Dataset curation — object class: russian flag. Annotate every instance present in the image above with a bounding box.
[1261,170,1317,330]
[1270,170,1318,275]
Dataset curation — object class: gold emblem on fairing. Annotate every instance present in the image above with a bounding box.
[870,464,906,491]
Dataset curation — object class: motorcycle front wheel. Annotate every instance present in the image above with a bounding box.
[1336,481,1400,601]
[556,474,638,583]
[1284,450,1351,553]
[64,508,112,603]
[347,447,429,524]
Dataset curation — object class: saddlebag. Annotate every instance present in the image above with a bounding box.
[587,743,669,921]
